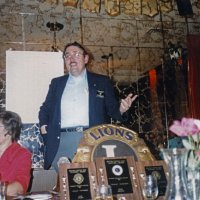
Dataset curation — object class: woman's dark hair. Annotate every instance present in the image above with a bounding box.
[63,41,89,59]
[0,111,22,142]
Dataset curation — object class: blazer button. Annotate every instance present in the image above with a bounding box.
[57,136,60,139]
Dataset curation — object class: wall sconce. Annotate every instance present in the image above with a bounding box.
[101,53,113,79]
[46,22,64,51]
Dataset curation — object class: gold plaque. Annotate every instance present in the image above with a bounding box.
[73,124,155,163]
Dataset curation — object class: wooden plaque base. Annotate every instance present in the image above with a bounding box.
[95,156,143,200]
[59,162,97,200]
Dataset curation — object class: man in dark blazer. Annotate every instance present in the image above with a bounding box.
[39,42,137,170]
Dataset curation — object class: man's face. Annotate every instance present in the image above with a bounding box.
[64,45,89,77]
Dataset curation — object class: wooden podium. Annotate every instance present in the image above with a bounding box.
[59,124,168,200]
[59,158,168,200]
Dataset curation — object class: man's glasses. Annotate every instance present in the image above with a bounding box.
[64,51,84,60]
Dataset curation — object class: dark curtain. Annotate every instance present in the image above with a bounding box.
[187,35,200,118]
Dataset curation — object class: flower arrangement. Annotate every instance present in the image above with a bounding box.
[169,117,200,168]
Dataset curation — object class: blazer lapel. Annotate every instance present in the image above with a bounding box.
[87,71,97,125]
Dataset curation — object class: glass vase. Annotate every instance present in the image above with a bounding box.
[161,148,191,200]
[185,150,200,200]
[186,167,200,200]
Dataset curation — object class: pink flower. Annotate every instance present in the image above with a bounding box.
[170,118,200,168]
[169,117,200,137]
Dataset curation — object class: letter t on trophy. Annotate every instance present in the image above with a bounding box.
[102,145,117,157]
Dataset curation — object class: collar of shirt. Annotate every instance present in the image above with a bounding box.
[68,69,87,84]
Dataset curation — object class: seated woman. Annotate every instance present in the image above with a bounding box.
[0,111,32,196]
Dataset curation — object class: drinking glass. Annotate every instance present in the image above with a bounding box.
[0,181,6,200]
[142,175,158,200]
[95,184,113,200]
